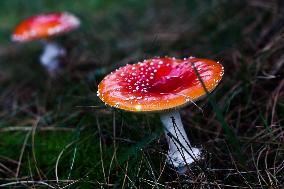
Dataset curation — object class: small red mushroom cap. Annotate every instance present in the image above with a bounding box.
[98,57,224,112]
[12,12,80,42]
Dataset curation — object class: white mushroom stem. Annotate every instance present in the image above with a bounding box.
[160,110,200,173]
[39,41,66,75]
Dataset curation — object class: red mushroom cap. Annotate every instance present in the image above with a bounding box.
[12,12,80,42]
[98,57,224,112]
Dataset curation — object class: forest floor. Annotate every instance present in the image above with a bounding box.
[0,0,283,188]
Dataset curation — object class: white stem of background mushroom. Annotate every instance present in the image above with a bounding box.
[160,110,200,173]
[39,41,66,75]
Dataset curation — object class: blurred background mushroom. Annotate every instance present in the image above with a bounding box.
[11,12,80,76]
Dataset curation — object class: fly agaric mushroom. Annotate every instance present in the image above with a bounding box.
[12,12,80,75]
[97,57,224,173]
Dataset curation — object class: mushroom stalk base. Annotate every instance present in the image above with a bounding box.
[160,110,200,173]
[40,41,66,76]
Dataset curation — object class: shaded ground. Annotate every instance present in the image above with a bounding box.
[0,0,283,188]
